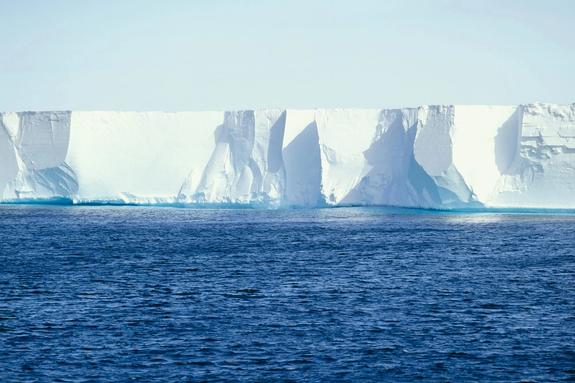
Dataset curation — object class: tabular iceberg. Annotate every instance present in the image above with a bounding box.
[1,104,574,209]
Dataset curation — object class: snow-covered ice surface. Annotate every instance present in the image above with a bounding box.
[1,104,574,209]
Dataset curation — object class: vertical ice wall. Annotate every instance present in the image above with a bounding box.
[413,105,522,208]
[0,104,573,208]
[342,108,432,207]
[282,110,323,206]
[0,111,76,200]
[489,104,575,208]
[67,112,221,203]
[187,109,286,204]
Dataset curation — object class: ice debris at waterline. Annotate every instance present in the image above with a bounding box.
[0,104,574,209]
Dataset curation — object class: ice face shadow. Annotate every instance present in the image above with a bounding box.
[495,107,522,175]
[282,121,323,207]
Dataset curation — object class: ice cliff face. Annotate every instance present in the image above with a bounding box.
[1,104,574,209]
[0,112,77,200]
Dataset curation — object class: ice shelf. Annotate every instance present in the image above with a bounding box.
[1,104,574,209]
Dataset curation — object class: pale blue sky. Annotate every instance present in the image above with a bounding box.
[0,0,573,111]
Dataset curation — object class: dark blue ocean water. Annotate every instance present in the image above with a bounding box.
[0,206,574,382]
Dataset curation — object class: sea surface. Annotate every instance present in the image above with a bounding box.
[0,206,574,382]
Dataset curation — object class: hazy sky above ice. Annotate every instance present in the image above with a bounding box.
[1,0,573,111]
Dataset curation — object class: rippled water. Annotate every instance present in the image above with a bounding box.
[0,206,574,382]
